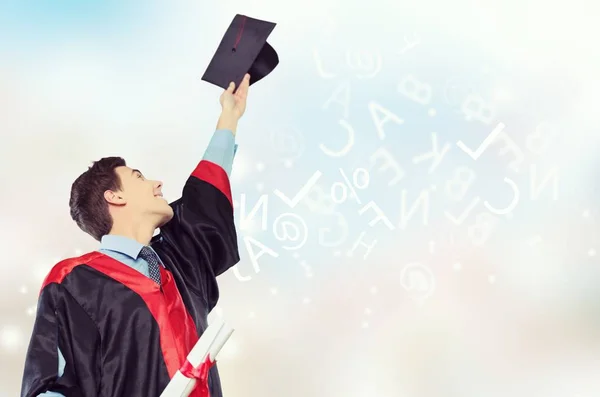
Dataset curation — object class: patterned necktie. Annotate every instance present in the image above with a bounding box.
[139,246,162,285]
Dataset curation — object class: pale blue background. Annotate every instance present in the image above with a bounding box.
[1,0,600,396]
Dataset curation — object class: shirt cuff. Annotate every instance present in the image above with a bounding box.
[202,129,237,177]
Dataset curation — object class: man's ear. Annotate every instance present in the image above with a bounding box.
[104,190,126,206]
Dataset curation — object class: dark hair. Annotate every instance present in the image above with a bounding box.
[69,157,126,241]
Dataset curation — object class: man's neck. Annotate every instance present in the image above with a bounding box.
[108,222,157,246]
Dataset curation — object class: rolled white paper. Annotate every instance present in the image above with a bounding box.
[208,323,234,361]
[160,318,234,397]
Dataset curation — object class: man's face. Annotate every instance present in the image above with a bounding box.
[112,166,174,225]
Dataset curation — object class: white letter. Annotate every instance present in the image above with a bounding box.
[345,50,382,79]
[358,201,395,230]
[239,194,268,231]
[399,189,429,229]
[530,164,559,201]
[399,33,420,54]
[484,177,520,215]
[319,119,355,157]
[232,266,252,282]
[412,132,451,173]
[244,236,279,274]
[318,212,349,247]
[323,81,351,118]
[445,166,476,201]
[496,131,526,172]
[445,197,481,225]
[397,75,433,105]
[347,231,377,259]
[313,48,336,79]
[368,101,404,140]
[370,147,405,186]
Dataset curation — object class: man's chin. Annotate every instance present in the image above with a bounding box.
[157,208,174,227]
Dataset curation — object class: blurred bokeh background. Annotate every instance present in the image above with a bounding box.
[2,0,600,396]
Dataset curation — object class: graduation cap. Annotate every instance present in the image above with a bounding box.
[201,14,279,90]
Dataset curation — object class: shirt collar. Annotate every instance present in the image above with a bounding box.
[100,234,145,260]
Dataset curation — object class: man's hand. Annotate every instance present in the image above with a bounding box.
[220,73,250,119]
[217,73,250,134]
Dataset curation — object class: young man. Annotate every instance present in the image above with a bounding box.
[20,74,251,397]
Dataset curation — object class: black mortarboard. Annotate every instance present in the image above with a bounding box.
[201,14,279,90]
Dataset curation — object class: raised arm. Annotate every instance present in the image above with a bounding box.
[152,75,250,304]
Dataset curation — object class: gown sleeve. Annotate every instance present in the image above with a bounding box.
[157,159,240,295]
[21,283,101,397]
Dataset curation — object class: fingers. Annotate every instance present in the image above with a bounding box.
[226,81,235,93]
[235,74,251,97]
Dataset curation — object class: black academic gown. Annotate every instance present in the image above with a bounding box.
[20,160,240,397]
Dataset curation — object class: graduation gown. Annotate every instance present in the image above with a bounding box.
[20,160,240,397]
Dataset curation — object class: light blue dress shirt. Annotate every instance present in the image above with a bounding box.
[38,129,236,397]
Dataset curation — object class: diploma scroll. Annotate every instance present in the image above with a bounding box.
[160,318,234,397]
